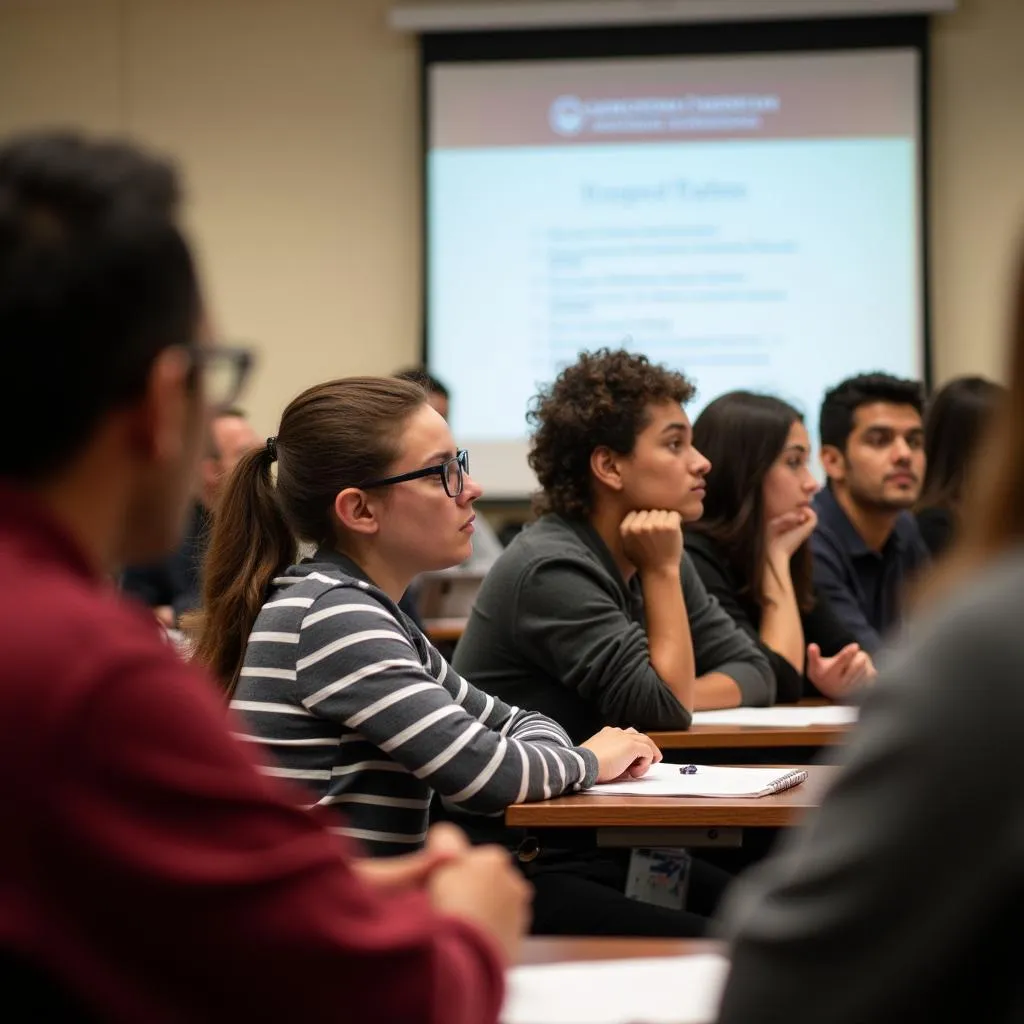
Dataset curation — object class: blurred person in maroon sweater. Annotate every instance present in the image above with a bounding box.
[0,130,527,1023]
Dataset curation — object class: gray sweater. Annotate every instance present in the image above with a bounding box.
[231,549,598,857]
[453,515,774,742]
[716,548,1024,1024]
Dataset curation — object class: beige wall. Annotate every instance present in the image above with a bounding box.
[0,0,1022,437]
[930,0,1024,381]
[0,0,420,436]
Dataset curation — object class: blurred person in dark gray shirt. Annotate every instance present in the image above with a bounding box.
[715,240,1022,1024]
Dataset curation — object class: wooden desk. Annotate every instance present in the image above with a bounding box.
[506,764,834,848]
[519,936,724,965]
[650,722,850,750]
[650,701,852,763]
[422,617,467,644]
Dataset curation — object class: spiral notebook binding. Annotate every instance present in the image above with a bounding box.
[766,769,809,794]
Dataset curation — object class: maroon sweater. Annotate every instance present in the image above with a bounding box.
[0,486,504,1023]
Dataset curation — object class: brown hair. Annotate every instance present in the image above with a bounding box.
[194,377,426,693]
[916,376,1004,517]
[919,249,1019,603]
[528,348,695,519]
[689,391,815,613]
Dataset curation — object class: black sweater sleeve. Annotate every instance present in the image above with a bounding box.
[685,537,803,705]
[795,591,861,700]
[802,591,858,658]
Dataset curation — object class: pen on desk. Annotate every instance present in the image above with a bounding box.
[678,764,698,775]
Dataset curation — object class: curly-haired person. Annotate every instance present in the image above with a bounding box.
[452,349,777,935]
[454,348,774,740]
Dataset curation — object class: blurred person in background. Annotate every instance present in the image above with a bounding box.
[121,406,260,626]
[915,375,1005,557]
[392,367,503,630]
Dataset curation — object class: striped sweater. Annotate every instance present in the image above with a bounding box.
[231,549,599,856]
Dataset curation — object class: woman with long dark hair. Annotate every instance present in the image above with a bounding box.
[915,375,1004,556]
[686,392,874,702]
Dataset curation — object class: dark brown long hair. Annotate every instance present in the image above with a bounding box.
[916,376,1004,516]
[194,377,426,693]
[689,391,815,612]
[929,248,1022,590]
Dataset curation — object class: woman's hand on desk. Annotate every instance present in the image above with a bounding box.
[807,642,874,699]
[583,726,663,782]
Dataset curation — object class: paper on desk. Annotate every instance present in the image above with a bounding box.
[503,953,729,1024]
[584,763,806,798]
[690,705,858,728]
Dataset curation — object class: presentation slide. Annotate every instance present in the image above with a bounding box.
[427,49,923,497]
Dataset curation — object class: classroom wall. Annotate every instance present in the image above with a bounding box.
[0,0,1022,435]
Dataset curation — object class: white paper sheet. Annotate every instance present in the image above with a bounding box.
[690,705,858,728]
[503,954,730,1024]
[583,762,806,798]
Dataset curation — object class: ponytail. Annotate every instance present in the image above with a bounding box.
[194,445,295,695]
[194,376,428,693]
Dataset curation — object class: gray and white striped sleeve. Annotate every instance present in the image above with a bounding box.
[424,642,581,748]
[296,588,598,812]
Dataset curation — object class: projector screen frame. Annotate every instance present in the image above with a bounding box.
[420,15,933,502]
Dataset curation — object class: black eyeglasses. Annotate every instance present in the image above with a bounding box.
[358,449,469,498]
[183,343,255,413]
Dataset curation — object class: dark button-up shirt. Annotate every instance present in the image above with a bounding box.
[810,487,929,654]
[121,501,210,620]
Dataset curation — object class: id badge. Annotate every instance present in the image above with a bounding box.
[625,848,691,911]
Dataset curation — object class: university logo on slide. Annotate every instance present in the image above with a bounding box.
[549,95,586,136]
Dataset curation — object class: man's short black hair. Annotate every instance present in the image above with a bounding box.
[393,367,449,398]
[819,372,925,452]
[0,131,201,483]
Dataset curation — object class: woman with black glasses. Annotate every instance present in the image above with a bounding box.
[193,377,727,936]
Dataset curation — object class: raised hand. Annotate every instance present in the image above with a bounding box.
[807,642,872,699]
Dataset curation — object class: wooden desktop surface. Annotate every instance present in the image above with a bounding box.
[518,936,725,965]
[651,699,851,749]
[649,722,849,749]
[506,764,835,829]
[423,617,467,644]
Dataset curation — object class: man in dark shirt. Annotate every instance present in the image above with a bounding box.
[811,373,930,654]
[121,407,259,625]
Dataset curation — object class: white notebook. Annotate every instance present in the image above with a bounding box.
[503,953,729,1024]
[585,762,809,798]
[690,705,859,728]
